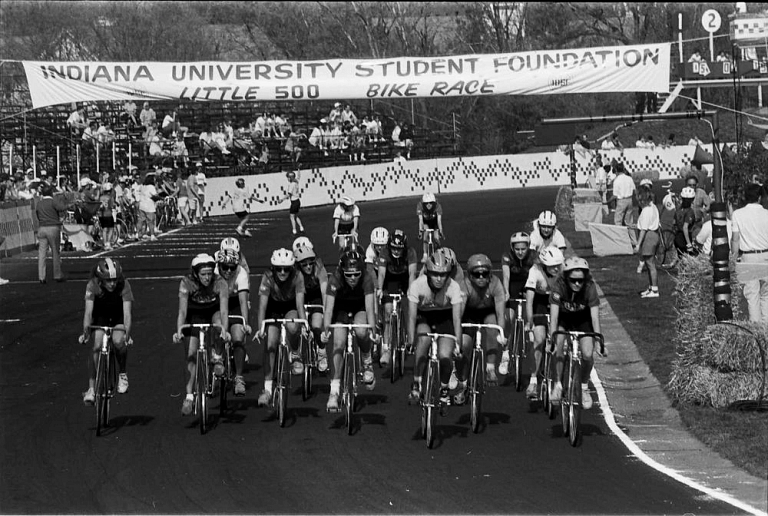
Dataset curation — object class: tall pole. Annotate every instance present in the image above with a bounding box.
[710,111,732,321]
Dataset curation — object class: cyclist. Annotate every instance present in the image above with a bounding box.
[293,243,329,372]
[365,226,389,278]
[500,231,536,374]
[407,250,465,406]
[458,254,506,403]
[417,192,444,262]
[321,250,378,412]
[292,236,326,271]
[256,248,308,406]
[674,186,699,258]
[418,246,465,284]
[549,256,601,409]
[524,247,564,400]
[215,249,251,396]
[376,229,419,366]
[173,253,230,416]
[81,258,133,405]
[220,237,249,273]
[530,210,567,254]
[332,195,360,250]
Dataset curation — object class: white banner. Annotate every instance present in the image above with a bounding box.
[21,43,670,108]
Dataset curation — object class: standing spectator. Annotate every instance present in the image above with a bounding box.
[138,175,159,241]
[606,164,636,230]
[635,188,660,298]
[393,150,406,164]
[595,163,609,204]
[121,100,139,128]
[35,183,69,283]
[251,112,266,139]
[176,168,191,226]
[280,170,305,235]
[67,106,88,136]
[82,121,99,155]
[196,165,207,222]
[223,177,257,237]
[309,119,329,155]
[686,174,710,234]
[730,183,768,323]
[341,104,357,126]
[328,102,343,126]
[98,182,116,250]
[172,132,189,168]
[187,164,201,224]
[139,102,156,130]
[285,129,305,166]
[391,121,403,147]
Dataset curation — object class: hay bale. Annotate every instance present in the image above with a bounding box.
[573,188,603,204]
[668,364,764,408]
[700,322,768,374]
[554,185,574,221]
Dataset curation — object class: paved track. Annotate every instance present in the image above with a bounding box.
[0,187,742,514]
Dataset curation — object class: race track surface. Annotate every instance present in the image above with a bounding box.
[0,187,742,514]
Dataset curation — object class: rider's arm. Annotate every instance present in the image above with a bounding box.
[437,213,444,237]
[590,305,601,335]
[218,283,229,334]
[257,293,268,333]
[502,264,511,300]
[365,293,377,338]
[83,299,94,337]
[296,292,307,322]
[683,221,692,247]
[352,215,359,235]
[525,289,535,326]
[377,264,387,291]
[238,290,250,329]
[122,300,132,341]
[408,262,418,286]
[177,293,188,337]
[549,303,560,340]
[322,294,336,331]
[407,299,418,345]
[452,301,463,346]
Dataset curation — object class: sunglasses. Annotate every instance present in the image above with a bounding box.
[300,260,316,268]
[343,271,362,279]
[220,264,237,272]
[471,270,490,279]
[428,271,449,279]
[568,276,585,285]
[274,267,292,274]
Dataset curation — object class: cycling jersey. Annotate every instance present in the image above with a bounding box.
[259,269,305,317]
[216,264,249,314]
[298,260,328,305]
[462,274,504,313]
[549,275,599,332]
[530,227,567,253]
[333,205,360,234]
[525,264,558,324]
[179,274,228,312]
[378,246,417,295]
[327,268,375,316]
[365,243,379,265]
[408,275,464,312]
[85,278,134,326]
[501,250,536,300]
[417,201,442,230]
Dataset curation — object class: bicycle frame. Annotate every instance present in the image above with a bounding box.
[87,324,122,437]
[507,298,528,391]
[416,332,458,448]
[328,323,372,435]
[259,318,308,427]
[303,305,324,401]
[336,233,358,251]
[385,293,407,382]
[179,322,224,435]
[461,323,505,434]
[423,228,438,257]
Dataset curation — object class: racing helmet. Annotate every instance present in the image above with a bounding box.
[437,247,457,267]
[95,257,123,281]
[220,237,241,255]
[422,192,436,204]
[466,254,492,273]
[388,229,408,251]
[425,251,452,274]
[538,247,565,267]
[292,236,313,254]
[270,248,296,267]
[563,256,589,273]
[191,253,216,273]
[339,251,364,274]
[662,193,676,211]
[340,195,355,207]
[680,187,696,199]
[370,227,390,246]
[215,249,239,266]
[538,210,557,227]
[294,245,316,262]
[509,231,531,247]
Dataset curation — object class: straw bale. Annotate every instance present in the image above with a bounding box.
[700,322,768,374]
[668,364,764,408]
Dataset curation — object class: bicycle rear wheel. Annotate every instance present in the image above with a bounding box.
[398,311,407,378]
[470,349,484,434]
[302,334,313,401]
[568,361,582,447]
[219,344,230,416]
[513,320,524,392]
[390,314,399,383]
[343,351,355,435]
[561,355,571,436]
[425,360,439,448]
[197,350,209,434]
[95,352,108,436]
[276,345,288,427]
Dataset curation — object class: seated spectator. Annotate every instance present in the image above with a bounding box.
[148,131,169,164]
[264,113,277,138]
[309,119,329,154]
[97,121,116,150]
[200,125,230,155]
[67,107,88,136]
[161,109,181,138]
[341,104,357,126]
[143,120,159,155]
[662,133,676,148]
[139,102,156,130]
[716,51,731,63]
[392,121,403,147]
[400,123,415,159]
[328,122,344,150]
[601,137,616,150]
[645,135,656,149]
[635,136,648,148]
[393,150,406,164]
[82,121,99,153]
[172,132,189,168]
[688,49,703,63]
[274,113,287,138]
[328,103,343,126]
[610,132,623,150]
[251,112,266,139]
[121,100,139,128]
[211,126,231,155]
[346,123,366,161]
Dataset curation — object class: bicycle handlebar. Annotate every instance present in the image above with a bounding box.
[179,323,225,331]
[551,330,606,357]
[328,323,373,330]
[258,318,309,335]
[304,304,324,311]
[461,323,506,342]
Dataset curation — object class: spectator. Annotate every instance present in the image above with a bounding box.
[328,102,343,126]
[257,142,269,172]
[195,165,207,221]
[36,182,71,283]
[696,201,733,256]
[161,109,181,138]
[716,51,731,63]
[274,113,288,138]
[147,128,169,165]
[663,133,676,148]
[137,175,159,241]
[139,102,156,130]
[391,121,403,147]
[601,137,616,150]
[176,168,191,226]
[67,106,88,136]
[596,163,609,203]
[172,132,189,168]
[82,121,99,154]
[400,123,415,159]
[309,119,329,155]
[121,100,139,128]
[687,135,704,147]
[98,182,116,250]
[327,122,344,150]
[610,132,623,150]
[0,173,9,201]
[688,49,703,63]
[685,174,710,229]
[673,187,699,260]
[96,121,115,150]
[341,104,358,126]
[187,164,201,224]
[645,135,656,150]
[251,112,266,139]
[346,123,366,162]
[211,125,231,155]
[646,92,658,114]
[605,164,636,231]
[264,113,277,139]
[635,136,648,148]
[730,183,768,323]
[634,187,660,298]
[393,150,406,164]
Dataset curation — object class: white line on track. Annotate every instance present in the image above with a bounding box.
[591,368,767,516]
[0,319,21,323]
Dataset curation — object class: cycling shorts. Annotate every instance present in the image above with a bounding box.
[558,311,594,333]
[462,307,496,336]
[332,310,365,325]
[182,307,219,337]
[265,299,297,323]
[416,309,454,336]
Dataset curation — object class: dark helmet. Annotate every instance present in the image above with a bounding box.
[388,229,408,251]
[339,251,364,274]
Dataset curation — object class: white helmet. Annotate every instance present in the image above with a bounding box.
[79,177,92,188]
[538,247,564,267]
[422,192,436,203]
[102,182,113,191]
[340,195,355,207]
[294,245,316,262]
[191,253,216,273]
[271,248,295,267]
[370,227,389,246]
[662,193,676,211]
[538,210,557,227]
[292,236,313,254]
[220,237,240,254]
[680,187,696,199]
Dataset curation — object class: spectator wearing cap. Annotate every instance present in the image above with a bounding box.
[35,183,70,283]
[731,183,768,323]
[328,103,343,126]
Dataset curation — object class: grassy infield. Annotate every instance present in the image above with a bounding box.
[561,220,768,480]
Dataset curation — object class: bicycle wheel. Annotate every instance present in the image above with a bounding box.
[302,334,313,401]
[543,351,556,419]
[513,321,524,392]
[390,314,399,383]
[276,345,288,427]
[470,349,484,434]
[219,345,230,416]
[197,350,209,435]
[425,360,439,448]
[568,361,582,447]
[95,352,108,436]
[398,311,407,378]
[343,351,355,435]
[561,354,571,436]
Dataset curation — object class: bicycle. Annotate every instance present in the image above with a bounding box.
[259,318,308,427]
[537,316,557,419]
[421,228,439,261]
[506,297,528,392]
[328,323,373,435]
[461,323,506,434]
[81,325,130,437]
[302,305,325,401]
[220,315,250,411]
[178,322,225,435]
[417,332,459,449]
[383,293,408,383]
[551,330,605,446]
[334,232,358,252]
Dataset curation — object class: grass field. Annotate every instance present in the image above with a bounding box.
[562,219,768,480]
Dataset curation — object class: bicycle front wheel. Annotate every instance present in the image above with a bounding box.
[425,360,440,448]
[95,352,109,436]
[568,361,582,447]
[561,354,571,437]
[470,350,484,434]
[390,314,399,383]
[513,320,525,392]
[276,345,288,427]
[197,350,209,435]
[302,334,313,401]
[543,351,556,419]
[343,351,355,435]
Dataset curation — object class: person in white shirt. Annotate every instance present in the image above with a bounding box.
[696,209,733,256]
[67,107,88,135]
[730,183,768,323]
[687,136,704,147]
[161,109,180,138]
[224,177,258,237]
[606,164,636,229]
[138,175,159,241]
[635,188,661,298]
[309,119,328,154]
[601,138,616,150]
[280,170,304,235]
